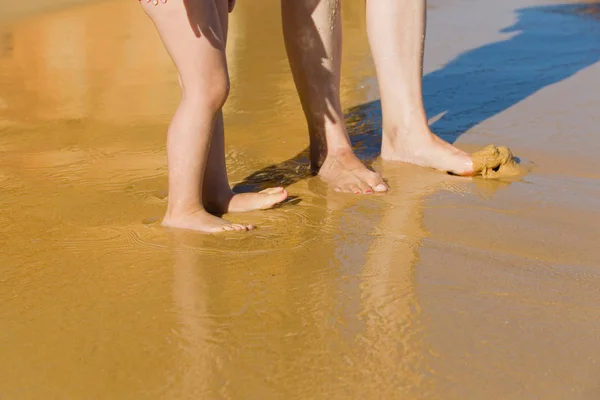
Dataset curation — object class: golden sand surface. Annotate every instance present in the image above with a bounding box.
[1,1,599,399]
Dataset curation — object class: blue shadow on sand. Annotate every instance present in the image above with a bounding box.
[234,3,600,190]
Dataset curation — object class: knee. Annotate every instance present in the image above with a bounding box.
[205,76,230,110]
[182,74,230,112]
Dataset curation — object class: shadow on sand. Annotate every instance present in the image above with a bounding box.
[233,3,600,192]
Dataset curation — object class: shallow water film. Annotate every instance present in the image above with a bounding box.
[1,0,600,399]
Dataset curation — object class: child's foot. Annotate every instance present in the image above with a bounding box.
[381,128,474,176]
[204,187,289,214]
[162,209,255,233]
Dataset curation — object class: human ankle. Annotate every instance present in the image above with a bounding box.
[311,146,355,171]
[164,202,205,219]
[202,187,234,211]
[383,122,434,145]
[325,146,355,160]
[308,123,352,164]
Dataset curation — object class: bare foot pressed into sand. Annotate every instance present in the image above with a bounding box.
[162,209,255,233]
[381,129,475,176]
[318,150,388,194]
[163,188,288,233]
[205,187,289,214]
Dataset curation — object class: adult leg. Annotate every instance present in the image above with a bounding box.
[142,0,252,232]
[281,0,388,194]
[366,0,474,175]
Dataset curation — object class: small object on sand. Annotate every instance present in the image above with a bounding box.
[471,145,521,179]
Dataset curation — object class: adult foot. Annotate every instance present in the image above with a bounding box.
[318,150,388,194]
[162,208,254,233]
[204,187,289,214]
[381,129,474,176]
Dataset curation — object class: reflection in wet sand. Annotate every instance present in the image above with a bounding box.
[2,0,600,399]
[168,165,454,398]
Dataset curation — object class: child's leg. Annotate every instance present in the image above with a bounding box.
[365,0,473,176]
[201,0,288,213]
[142,0,274,232]
[203,111,289,213]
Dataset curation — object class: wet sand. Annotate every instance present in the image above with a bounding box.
[1,0,600,399]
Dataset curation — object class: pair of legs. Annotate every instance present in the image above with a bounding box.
[142,0,287,233]
[281,0,474,194]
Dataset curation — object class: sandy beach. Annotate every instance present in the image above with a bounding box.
[1,0,599,398]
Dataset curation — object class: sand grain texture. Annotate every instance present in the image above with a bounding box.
[471,144,522,178]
